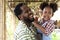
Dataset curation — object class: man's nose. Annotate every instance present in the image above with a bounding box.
[29,12,34,17]
[29,11,33,15]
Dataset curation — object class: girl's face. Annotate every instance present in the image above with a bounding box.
[42,7,53,21]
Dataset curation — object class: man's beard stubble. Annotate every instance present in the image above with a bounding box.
[24,17,34,23]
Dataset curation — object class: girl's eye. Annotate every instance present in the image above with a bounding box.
[47,12,51,14]
[44,11,47,14]
[45,12,47,13]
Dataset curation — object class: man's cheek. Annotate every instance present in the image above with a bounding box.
[30,17,34,21]
[31,18,34,22]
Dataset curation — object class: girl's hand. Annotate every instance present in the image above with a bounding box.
[34,16,38,23]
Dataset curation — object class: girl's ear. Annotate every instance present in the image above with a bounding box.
[40,12,43,16]
[52,13,54,16]
[40,10,43,16]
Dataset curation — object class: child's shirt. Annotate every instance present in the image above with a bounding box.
[37,19,55,40]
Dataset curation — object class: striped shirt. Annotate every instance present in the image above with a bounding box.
[14,20,37,40]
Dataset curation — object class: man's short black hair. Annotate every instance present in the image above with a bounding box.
[14,3,26,20]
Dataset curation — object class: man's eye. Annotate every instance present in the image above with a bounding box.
[25,11,29,13]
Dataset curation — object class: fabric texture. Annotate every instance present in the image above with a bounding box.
[14,20,37,40]
[37,19,55,40]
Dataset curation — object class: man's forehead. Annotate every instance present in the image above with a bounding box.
[20,5,30,10]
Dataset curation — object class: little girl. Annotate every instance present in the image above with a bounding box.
[32,2,57,40]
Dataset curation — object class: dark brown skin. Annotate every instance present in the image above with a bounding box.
[18,5,34,27]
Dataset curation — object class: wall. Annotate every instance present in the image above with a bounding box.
[0,0,4,40]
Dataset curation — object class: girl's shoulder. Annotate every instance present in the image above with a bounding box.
[48,20,55,24]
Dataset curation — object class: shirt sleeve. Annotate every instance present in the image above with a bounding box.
[14,25,37,40]
[45,21,55,35]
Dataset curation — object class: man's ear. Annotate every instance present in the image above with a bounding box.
[18,14,23,20]
[18,15,21,20]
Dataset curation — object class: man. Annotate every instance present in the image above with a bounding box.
[14,3,38,40]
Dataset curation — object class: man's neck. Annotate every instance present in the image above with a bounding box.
[23,20,31,27]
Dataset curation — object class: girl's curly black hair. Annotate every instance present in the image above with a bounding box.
[40,2,58,12]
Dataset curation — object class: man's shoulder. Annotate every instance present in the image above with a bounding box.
[15,21,27,34]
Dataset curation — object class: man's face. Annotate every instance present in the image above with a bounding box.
[42,7,53,21]
[21,5,34,23]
